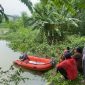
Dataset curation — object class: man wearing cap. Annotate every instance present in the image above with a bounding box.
[56,52,78,80]
[72,47,83,72]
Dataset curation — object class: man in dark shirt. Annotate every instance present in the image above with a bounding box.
[72,47,83,73]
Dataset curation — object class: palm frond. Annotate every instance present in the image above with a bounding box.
[20,0,33,13]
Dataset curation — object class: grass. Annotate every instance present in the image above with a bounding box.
[0,28,85,85]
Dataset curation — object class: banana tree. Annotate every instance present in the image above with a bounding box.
[19,0,83,44]
[26,2,81,45]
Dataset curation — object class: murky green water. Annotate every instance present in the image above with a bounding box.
[0,40,46,85]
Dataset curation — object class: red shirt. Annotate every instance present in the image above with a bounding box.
[57,58,78,80]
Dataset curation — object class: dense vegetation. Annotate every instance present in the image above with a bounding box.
[0,0,85,85]
[0,65,29,85]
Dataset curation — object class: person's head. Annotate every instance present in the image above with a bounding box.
[64,47,70,54]
[64,52,71,59]
[67,47,70,50]
[75,47,82,54]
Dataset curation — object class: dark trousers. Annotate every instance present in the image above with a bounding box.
[57,68,68,79]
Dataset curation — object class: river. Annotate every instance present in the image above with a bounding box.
[0,40,46,85]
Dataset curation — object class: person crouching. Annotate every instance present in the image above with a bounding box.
[56,52,78,80]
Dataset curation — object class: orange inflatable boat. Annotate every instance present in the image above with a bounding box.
[14,56,54,71]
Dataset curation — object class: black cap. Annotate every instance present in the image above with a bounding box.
[64,52,71,59]
[76,47,82,54]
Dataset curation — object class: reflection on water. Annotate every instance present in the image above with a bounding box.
[0,40,46,85]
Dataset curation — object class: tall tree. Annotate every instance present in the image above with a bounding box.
[20,0,85,44]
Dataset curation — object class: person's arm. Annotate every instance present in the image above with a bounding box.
[57,60,66,69]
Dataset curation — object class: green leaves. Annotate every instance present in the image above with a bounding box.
[78,0,85,8]
[40,0,48,5]
[0,65,29,85]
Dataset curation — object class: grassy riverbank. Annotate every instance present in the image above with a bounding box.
[0,28,85,85]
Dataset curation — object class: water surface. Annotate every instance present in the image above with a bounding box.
[0,40,46,85]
